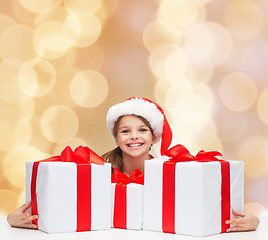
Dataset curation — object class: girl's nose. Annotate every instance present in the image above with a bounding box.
[130,130,139,139]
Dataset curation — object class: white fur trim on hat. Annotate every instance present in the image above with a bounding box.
[106,97,164,142]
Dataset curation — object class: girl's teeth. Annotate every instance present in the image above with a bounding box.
[129,143,142,147]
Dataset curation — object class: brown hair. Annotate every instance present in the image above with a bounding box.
[101,115,154,172]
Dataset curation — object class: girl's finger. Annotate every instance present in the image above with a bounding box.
[19,202,31,212]
[24,223,38,229]
[228,218,246,225]
[226,226,244,232]
[25,215,38,222]
[232,209,246,217]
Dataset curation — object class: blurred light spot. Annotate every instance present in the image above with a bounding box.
[166,77,193,98]
[170,118,221,155]
[0,24,37,61]
[18,59,56,97]
[41,105,79,142]
[196,5,207,23]
[154,78,172,105]
[70,70,108,108]
[66,44,104,71]
[226,37,268,81]
[34,6,68,27]
[184,22,233,66]
[143,20,181,52]
[238,137,268,178]
[0,122,32,151]
[0,14,16,35]
[127,2,162,38]
[169,123,193,150]
[165,93,211,134]
[181,0,212,7]
[96,0,119,21]
[192,133,223,154]
[30,123,55,154]
[246,180,268,210]
[49,70,78,107]
[53,138,88,155]
[159,0,199,27]
[190,117,222,154]
[220,72,258,111]
[0,209,8,216]
[64,0,102,13]
[185,63,214,83]
[0,99,34,125]
[257,88,268,125]
[17,191,25,208]
[33,21,71,59]
[47,52,74,75]
[151,140,161,157]
[0,190,18,214]
[193,82,214,110]
[217,112,248,142]
[149,43,177,79]
[160,5,207,35]
[3,145,47,188]
[64,11,102,48]
[224,0,263,42]
[245,202,268,216]
[18,62,38,97]
[11,0,37,25]
[19,0,61,13]
[0,60,32,103]
[166,47,188,81]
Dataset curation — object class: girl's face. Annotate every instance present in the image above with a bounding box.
[115,115,156,159]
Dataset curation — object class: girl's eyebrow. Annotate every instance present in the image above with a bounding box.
[118,126,129,130]
[118,124,148,130]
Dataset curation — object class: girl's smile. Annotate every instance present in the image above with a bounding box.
[127,142,144,148]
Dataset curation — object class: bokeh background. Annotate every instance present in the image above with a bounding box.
[0,0,268,217]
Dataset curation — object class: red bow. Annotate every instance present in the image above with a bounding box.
[41,146,105,165]
[164,144,222,162]
[112,168,144,185]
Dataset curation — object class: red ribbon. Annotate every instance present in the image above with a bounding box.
[112,168,144,185]
[36,145,105,164]
[162,144,230,234]
[30,146,105,231]
[112,168,144,229]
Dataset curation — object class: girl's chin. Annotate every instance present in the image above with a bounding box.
[127,146,143,151]
[124,149,150,158]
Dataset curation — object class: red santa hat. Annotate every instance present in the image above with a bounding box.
[106,97,172,155]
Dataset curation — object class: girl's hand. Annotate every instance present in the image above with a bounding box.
[7,202,38,229]
[226,209,259,232]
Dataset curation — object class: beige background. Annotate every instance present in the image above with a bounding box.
[0,0,267,216]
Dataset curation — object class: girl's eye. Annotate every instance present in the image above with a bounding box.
[140,128,148,132]
[121,130,129,133]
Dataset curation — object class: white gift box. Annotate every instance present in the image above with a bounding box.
[143,158,244,237]
[25,161,111,233]
[111,183,143,230]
